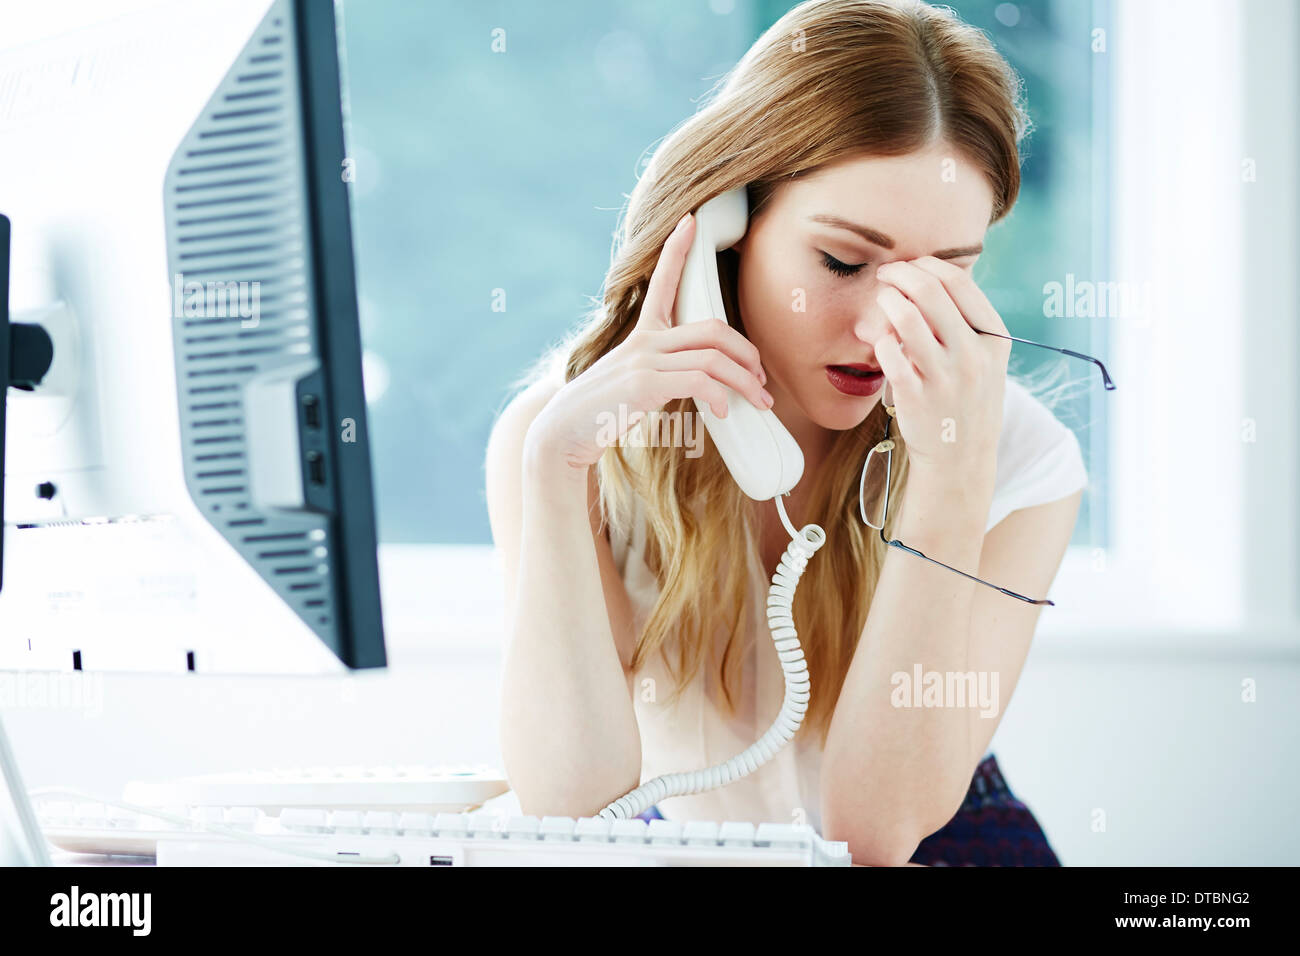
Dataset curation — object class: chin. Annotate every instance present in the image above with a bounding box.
[800,388,880,431]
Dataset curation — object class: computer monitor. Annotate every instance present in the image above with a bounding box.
[0,0,385,676]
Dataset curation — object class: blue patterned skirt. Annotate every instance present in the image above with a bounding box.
[909,752,1061,866]
[634,753,1061,866]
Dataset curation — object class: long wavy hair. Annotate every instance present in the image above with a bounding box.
[510,0,1032,747]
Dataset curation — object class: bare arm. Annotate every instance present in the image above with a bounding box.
[486,381,643,818]
[485,211,770,819]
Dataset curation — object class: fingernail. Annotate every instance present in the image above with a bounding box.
[674,212,691,233]
[762,389,774,406]
[759,368,767,385]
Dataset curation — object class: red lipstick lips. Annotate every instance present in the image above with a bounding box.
[825,364,884,397]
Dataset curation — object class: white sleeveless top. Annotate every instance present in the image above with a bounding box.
[607,377,1089,833]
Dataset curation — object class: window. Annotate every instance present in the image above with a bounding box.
[341,0,1110,548]
[338,0,756,546]
[339,0,1296,648]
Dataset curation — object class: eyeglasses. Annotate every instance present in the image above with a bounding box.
[855,328,1116,606]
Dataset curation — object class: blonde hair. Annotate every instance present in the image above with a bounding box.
[509,0,1031,747]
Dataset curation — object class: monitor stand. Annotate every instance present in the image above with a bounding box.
[0,712,51,866]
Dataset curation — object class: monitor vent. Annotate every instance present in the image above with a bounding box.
[163,0,339,643]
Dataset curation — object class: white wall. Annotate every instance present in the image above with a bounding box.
[989,645,1300,866]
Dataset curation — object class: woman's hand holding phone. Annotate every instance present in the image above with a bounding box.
[526,212,775,475]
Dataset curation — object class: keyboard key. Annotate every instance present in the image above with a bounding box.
[466,811,506,838]
[574,817,612,842]
[610,819,649,843]
[647,819,683,845]
[819,839,850,862]
[433,812,470,836]
[504,816,540,840]
[718,821,755,847]
[539,817,576,841]
[279,808,330,833]
[755,823,812,851]
[330,810,365,833]
[363,811,400,834]
[398,812,433,834]
[682,821,720,846]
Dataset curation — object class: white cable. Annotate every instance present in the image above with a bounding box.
[27,786,401,865]
[598,493,826,820]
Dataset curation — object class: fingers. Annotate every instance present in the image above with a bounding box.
[654,316,766,388]
[877,285,944,380]
[653,347,773,413]
[638,212,695,331]
[649,369,737,419]
[908,256,1010,338]
[626,210,774,420]
[874,259,976,353]
[873,330,919,397]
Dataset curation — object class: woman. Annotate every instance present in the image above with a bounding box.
[486,0,1084,866]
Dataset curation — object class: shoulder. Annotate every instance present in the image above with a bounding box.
[484,354,576,535]
[486,356,611,548]
[485,357,568,499]
[488,356,567,447]
[986,376,1089,532]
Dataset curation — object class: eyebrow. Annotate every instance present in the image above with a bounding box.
[808,214,983,259]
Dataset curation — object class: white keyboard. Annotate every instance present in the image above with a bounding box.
[33,801,851,866]
[121,763,510,814]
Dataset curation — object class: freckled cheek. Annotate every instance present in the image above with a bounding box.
[737,266,787,344]
[739,265,842,370]
[755,286,845,381]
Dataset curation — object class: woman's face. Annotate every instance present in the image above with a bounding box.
[733,145,995,446]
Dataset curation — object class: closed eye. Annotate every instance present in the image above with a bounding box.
[820,251,866,278]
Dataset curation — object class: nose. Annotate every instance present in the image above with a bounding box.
[851,275,895,347]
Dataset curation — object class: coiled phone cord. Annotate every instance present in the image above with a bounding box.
[598,494,826,820]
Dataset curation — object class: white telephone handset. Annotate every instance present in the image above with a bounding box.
[671,187,805,501]
[598,188,831,835]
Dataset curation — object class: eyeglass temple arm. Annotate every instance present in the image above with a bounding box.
[869,410,1056,607]
[974,328,1116,391]
[876,529,1055,606]
[861,326,1112,607]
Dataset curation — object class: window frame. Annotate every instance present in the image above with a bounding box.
[1037,0,1300,651]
